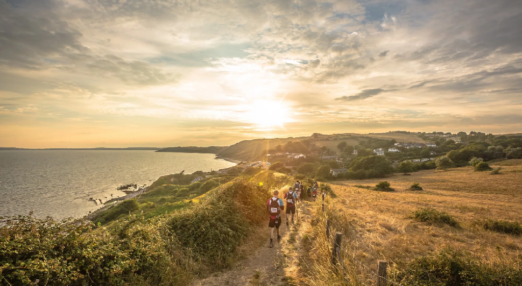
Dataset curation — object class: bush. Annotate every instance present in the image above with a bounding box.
[481,219,522,235]
[397,161,414,174]
[436,156,454,170]
[269,162,291,174]
[410,182,423,190]
[297,163,316,175]
[413,207,459,227]
[167,180,270,268]
[0,215,188,285]
[475,161,492,171]
[397,248,522,285]
[349,155,394,175]
[315,165,331,180]
[376,181,391,189]
[491,167,502,175]
[469,157,483,167]
[93,199,140,224]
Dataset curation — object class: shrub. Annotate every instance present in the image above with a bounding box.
[315,165,331,180]
[167,180,270,268]
[243,166,262,176]
[410,182,423,190]
[376,181,390,189]
[397,161,414,174]
[0,215,189,285]
[269,162,291,174]
[469,157,483,167]
[140,201,155,209]
[413,207,459,227]
[475,161,492,171]
[482,219,522,235]
[397,248,522,285]
[349,155,394,175]
[93,199,140,224]
[436,156,454,170]
[297,163,316,175]
[491,167,502,175]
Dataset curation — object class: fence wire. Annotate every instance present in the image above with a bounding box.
[330,231,404,286]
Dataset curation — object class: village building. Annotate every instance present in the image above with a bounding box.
[388,148,400,153]
[373,148,385,156]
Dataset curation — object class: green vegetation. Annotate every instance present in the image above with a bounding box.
[397,248,522,285]
[397,160,414,174]
[0,170,292,285]
[475,161,492,171]
[413,207,459,227]
[479,219,522,235]
[376,181,391,189]
[410,182,423,190]
[469,156,484,167]
[319,183,336,198]
[491,167,502,175]
[436,155,454,170]
[269,161,291,174]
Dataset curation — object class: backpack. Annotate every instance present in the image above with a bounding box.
[286,192,295,206]
[269,198,280,216]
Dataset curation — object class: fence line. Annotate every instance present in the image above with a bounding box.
[324,204,404,286]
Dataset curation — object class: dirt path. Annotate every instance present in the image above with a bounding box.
[192,200,314,286]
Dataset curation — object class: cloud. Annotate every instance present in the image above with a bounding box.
[336,89,385,101]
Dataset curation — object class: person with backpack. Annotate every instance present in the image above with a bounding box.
[307,187,312,199]
[267,190,284,248]
[312,183,318,201]
[284,186,298,226]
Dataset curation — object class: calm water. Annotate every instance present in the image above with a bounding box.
[0,150,235,219]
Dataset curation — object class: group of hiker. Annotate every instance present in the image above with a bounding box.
[266,180,321,248]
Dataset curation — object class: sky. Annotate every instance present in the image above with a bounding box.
[1,0,521,148]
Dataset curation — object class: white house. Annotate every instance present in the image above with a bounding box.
[330,168,348,176]
[427,143,437,148]
[294,154,306,159]
[373,148,385,156]
[388,148,400,153]
[353,149,358,155]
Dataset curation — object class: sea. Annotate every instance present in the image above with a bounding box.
[0,150,236,220]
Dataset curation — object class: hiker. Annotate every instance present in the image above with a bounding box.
[307,187,311,198]
[312,185,317,201]
[285,186,298,226]
[294,180,300,192]
[267,190,284,248]
[322,189,326,201]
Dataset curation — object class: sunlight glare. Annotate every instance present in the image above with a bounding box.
[245,100,291,129]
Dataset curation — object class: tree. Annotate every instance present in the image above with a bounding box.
[469,157,483,167]
[435,156,454,170]
[420,149,431,158]
[337,141,348,152]
[349,155,394,175]
[315,165,331,179]
[397,161,414,174]
[343,145,355,155]
[297,163,316,175]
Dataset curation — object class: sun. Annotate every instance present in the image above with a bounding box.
[245,100,291,129]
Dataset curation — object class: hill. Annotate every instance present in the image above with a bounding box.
[216,137,308,161]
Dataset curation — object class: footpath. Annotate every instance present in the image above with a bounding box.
[192,200,314,286]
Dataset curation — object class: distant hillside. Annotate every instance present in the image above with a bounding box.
[216,137,309,161]
[156,146,227,154]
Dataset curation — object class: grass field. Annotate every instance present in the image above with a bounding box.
[303,160,522,285]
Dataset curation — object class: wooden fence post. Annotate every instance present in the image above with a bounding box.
[377,261,388,286]
[326,219,330,238]
[322,203,325,212]
[331,233,342,265]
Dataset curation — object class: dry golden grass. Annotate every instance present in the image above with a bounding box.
[301,160,522,285]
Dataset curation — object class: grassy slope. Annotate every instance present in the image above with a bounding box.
[307,160,522,285]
